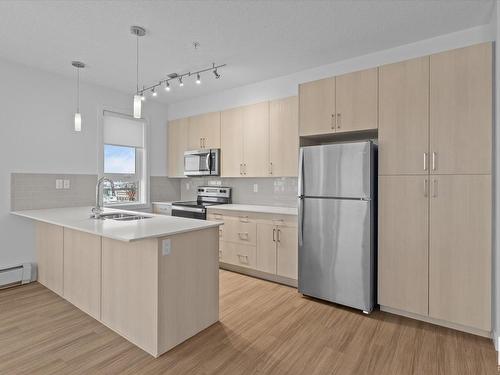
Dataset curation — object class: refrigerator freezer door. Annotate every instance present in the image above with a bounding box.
[300,142,372,199]
[298,197,374,311]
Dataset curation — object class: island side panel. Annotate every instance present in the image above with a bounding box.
[157,227,219,355]
[36,222,64,296]
[101,237,159,357]
[63,228,101,320]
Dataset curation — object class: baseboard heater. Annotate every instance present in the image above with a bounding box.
[0,263,37,289]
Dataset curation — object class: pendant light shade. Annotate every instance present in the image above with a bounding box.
[133,94,142,119]
[72,61,85,132]
[131,26,146,119]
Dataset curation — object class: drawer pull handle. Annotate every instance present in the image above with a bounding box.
[237,254,249,264]
[239,216,249,223]
[238,232,249,240]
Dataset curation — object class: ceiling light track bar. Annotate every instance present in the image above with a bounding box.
[136,62,227,95]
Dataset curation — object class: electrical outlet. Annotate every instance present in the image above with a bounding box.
[162,239,171,256]
[63,179,70,189]
[55,179,63,189]
[253,184,258,193]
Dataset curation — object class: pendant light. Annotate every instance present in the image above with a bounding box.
[131,26,146,118]
[72,61,85,132]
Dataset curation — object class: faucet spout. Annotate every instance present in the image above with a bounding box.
[91,177,115,218]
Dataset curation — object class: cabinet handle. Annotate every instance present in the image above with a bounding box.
[239,216,249,223]
[200,138,202,148]
[243,163,247,175]
[269,162,273,175]
[423,153,428,171]
[240,163,243,175]
[331,114,336,129]
[423,179,428,198]
[273,228,276,242]
[432,152,437,171]
[432,179,438,198]
[337,113,341,129]
[237,254,249,264]
[238,232,249,240]
[203,138,206,148]
[277,229,281,243]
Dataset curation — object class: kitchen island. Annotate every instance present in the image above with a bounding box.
[11,206,222,357]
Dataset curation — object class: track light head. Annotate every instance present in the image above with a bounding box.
[179,77,184,87]
[165,81,171,91]
[213,68,221,79]
[140,92,146,101]
[196,73,201,85]
[151,87,157,97]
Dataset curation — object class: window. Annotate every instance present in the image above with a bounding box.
[100,111,148,206]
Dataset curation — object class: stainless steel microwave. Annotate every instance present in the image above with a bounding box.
[184,149,220,176]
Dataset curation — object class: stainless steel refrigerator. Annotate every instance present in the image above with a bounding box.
[298,141,376,313]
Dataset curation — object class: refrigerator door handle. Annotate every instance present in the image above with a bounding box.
[298,197,304,246]
[298,148,304,197]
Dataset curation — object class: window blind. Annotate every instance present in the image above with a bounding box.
[103,111,144,148]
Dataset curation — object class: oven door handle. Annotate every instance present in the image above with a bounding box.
[171,205,206,213]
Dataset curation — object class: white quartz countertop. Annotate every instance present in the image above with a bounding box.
[207,204,297,216]
[11,206,222,242]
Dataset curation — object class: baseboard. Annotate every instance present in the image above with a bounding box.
[219,263,298,288]
[380,305,491,338]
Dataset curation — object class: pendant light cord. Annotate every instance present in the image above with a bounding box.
[77,67,80,113]
[136,35,139,94]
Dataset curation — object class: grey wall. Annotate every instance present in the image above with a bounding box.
[180,177,298,207]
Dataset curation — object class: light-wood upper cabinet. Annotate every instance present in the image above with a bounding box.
[269,96,299,177]
[243,102,270,177]
[221,107,244,177]
[188,112,221,150]
[299,77,335,136]
[378,175,429,316]
[167,118,188,178]
[379,57,429,175]
[429,174,491,331]
[335,67,378,133]
[430,42,492,175]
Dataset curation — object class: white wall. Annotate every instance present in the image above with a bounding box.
[0,58,168,268]
[168,24,494,120]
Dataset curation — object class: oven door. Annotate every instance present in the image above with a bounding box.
[184,149,219,176]
[171,205,206,220]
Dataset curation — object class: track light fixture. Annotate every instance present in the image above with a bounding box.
[179,77,184,87]
[151,87,157,97]
[213,68,220,79]
[196,73,201,85]
[165,81,170,91]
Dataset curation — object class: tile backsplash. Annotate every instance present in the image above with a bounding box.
[150,176,181,202]
[11,173,97,211]
[181,177,298,207]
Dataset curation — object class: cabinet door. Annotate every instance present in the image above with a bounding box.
[378,176,429,315]
[167,118,188,177]
[221,107,244,177]
[276,225,298,280]
[429,175,491,330]
[36,222,63,296]
[379,57,429,175]
[256,223,277,274]
[269,96,299,177]
[188,112,221,150]
[63,228,101,319]
[335,67,378,133]
[299,77,335,136]
[243,102,269,177]
[430,43,492,174]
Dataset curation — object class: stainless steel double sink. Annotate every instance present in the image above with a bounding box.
[96,212,152,221]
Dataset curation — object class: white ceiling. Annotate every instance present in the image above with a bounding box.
[0,1,494,104]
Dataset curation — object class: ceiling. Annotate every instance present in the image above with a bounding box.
[0,1,494,104]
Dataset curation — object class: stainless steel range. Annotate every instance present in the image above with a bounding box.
[171,186,231,220]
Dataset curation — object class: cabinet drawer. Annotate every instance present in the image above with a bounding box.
[223,216,257,245]
[220,241,256,269]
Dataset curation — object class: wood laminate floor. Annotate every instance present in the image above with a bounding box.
[0,270,497,375]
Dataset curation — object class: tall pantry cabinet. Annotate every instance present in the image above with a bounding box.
[378,42,492,334]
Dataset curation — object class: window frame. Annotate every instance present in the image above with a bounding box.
[98,108,150,210]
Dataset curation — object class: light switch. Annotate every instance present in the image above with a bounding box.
[253,184,258,193]
[186,182,190,190]
[55,179,63,189]
[162,239,171,256]
[63,179,70,189]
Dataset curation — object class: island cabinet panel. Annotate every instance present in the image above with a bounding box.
[269,96,299,177]
[63,228,101,319]
[299,77,335,136]
[378,56,430,175]
[188,111,221,150]
[335,67,378,133]
[36,222,63,296]
[429,42,492,175]
[167,118,189,178]
[157,227,219,354]
[101,237,159,356]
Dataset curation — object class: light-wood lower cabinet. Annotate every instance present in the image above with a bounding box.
[63,229,101,319]
[429,175,491,331]
[378,176,429,315]
[256,223,277,274]
[36,222,63,296]
[276,225,298,280]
